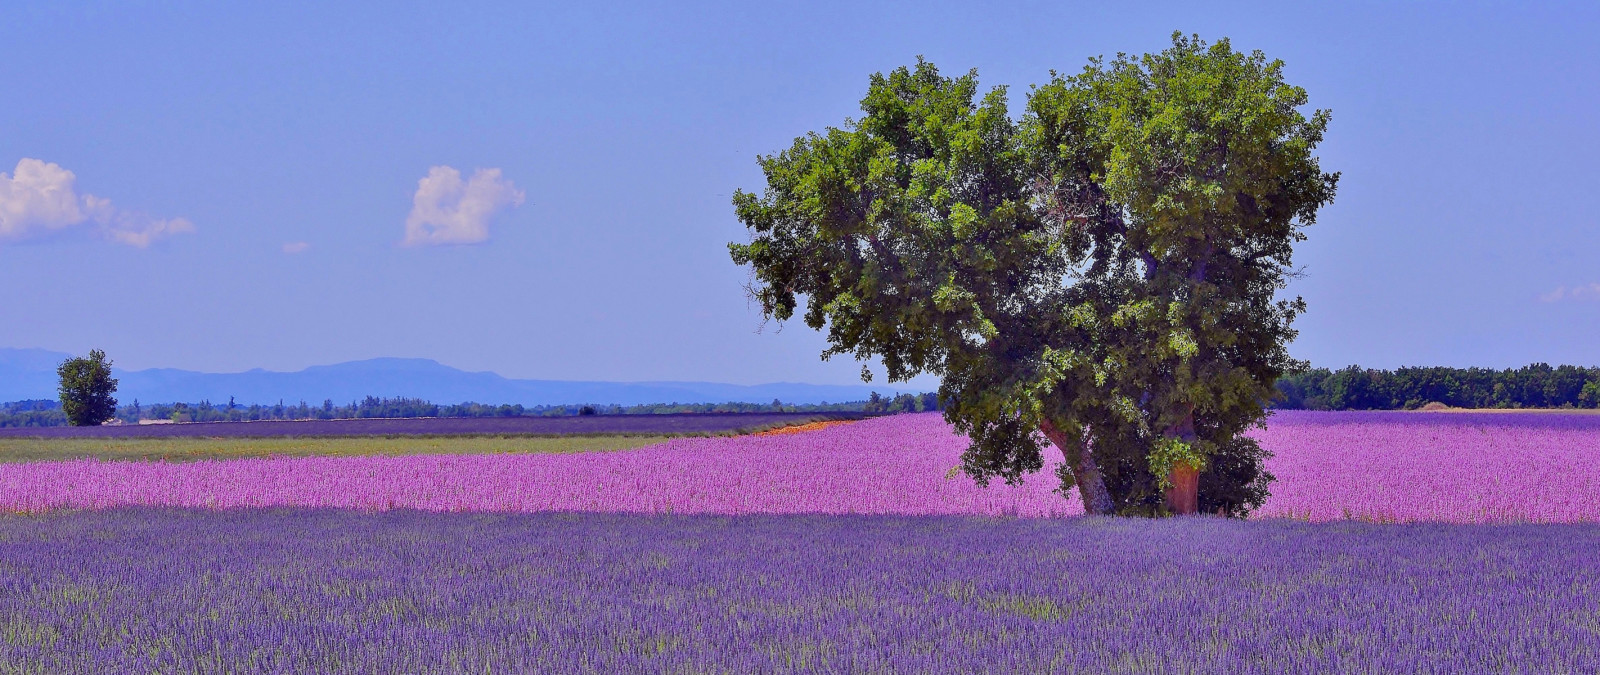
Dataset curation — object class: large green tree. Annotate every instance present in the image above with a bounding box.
[730,34,1337,516]
[58,349,119,426]
[1025,35,1339,514]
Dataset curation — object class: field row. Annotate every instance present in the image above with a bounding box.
[2,509,1595,673]
[0,415,1068,517]
[2,411,1598,522]
[0,411,862,439]
[0,434,669,464]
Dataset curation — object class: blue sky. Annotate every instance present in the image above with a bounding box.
[1,1,1596,388]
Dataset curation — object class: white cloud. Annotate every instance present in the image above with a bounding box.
[401,166,524,246]
[0,158,194,246]
[1540,283,1600,303]
[282,241,310,254]
[101,213,195,248]
[0,158,90,240]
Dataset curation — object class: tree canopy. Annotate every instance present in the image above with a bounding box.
[730,34,1338,516]
[57,349,119,426]
[1276,364,1600,411]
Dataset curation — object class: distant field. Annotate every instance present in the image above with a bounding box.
[1411,407,1600,414]
[0,411,864,439]
[8,412,1600,522]
[0,435,671,464]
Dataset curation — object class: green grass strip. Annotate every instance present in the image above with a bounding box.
[0,435,674,464]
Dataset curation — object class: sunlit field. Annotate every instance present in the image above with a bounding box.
[1253,411,1600,522]
[0,415,1066,516]
[4,411,1600,672]
[3,509,1596,673]
[0,434,670,464]
[6,412,1599,523]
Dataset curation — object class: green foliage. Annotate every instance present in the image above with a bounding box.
[1028,33,1335,514]
[1583,381,1600,409]
[1274,364,1600,410]
[1197,435,1274,517]
[0,435,669,464]
[731,34,1337,517]
[731,56,1066,490]
[862,391,940,414]
[0,400,67,428]
[57,350,118,427]
[1087,427,1273,517]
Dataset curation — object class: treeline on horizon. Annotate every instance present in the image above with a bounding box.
[0,391,942,428]
[15,363,1597,427]
[1274,364,1600,411]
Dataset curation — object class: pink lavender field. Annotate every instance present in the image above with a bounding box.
[4,411,1599,522]
[0,414,1072,517]
[1253,410,1600,522]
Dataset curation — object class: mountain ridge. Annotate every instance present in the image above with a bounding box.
[0,349,912,406]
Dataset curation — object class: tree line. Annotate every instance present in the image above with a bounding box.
[20,362,1596,429]
[11,349,943,428]
[0,393,940,428]
[1274,364,1600,411]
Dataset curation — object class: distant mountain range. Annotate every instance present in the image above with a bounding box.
[0,348,911,406]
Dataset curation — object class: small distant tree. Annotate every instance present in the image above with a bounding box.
[58,349,119,426]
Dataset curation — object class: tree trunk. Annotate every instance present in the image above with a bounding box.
[1039,418,1116,515]
[1165,463,1198,515]
[1164,405,1199,515]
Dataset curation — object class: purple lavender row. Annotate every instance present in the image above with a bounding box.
[0,414,1074,517]
[0,411,865,438]
[8,412,1600,522]
[1251,411,1600,522]
[1,508,1596,673]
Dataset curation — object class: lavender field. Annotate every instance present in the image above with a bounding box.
[3,508,1597,673]
[5,411,1600,522]
[1254,411,1600,522]
[4,411,1600,672]
[0,414,1067,517]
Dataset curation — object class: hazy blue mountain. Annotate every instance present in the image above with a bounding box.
[0,349,907,406]
[0,348,70,403]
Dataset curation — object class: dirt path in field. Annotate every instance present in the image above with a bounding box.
[753,420,858,436]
